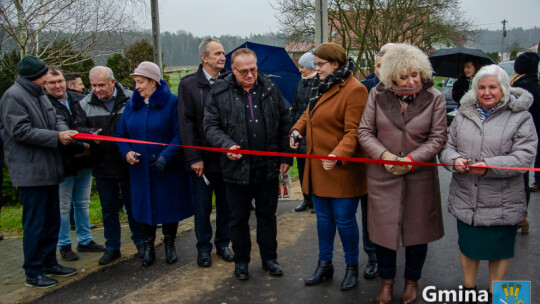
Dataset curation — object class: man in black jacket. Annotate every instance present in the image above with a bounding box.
[204,48,292,280]
[178,38,234,267]
[45,67,105,262]
[73,66,143,265]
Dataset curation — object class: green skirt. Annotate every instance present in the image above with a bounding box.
[457,219,518,260]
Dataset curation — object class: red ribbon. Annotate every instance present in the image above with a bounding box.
[72,133,540,172]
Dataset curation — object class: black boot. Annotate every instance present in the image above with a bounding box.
[341,263,358,290]
[460,286,477,304]
[141,224,156,267]
[295,199,313,212]
[305,260,334,285]
[163,222,178,264]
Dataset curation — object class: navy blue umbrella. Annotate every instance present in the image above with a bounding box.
[225,41,301,106]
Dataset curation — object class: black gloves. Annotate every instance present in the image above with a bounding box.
[150,154,167,177]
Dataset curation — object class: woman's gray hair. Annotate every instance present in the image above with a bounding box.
[378,43,432,88]
[471,64,510,103]
[199,38,221,56]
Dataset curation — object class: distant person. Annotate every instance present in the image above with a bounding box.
[116,61,194,267]
[178,38,234,268]
[440,64,536,299]
[290,43,368,291]
[290,51,317,213]
[452,56,482,105]
[65,73,86,100]
[204,48,292,280]
[510,52,540,234]
[73,66,143,265]
[358,43,447,304]
[0,55,78,288]
[362,43,395,91]
[44,66,105,262]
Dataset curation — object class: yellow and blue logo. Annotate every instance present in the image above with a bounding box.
[493,281,530,304]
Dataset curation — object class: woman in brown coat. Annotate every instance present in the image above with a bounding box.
[290,43,368,291]
[357,43,447,304]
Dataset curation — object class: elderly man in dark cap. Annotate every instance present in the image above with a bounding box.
[0,55,80,288]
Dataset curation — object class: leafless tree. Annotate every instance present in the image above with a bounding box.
[0,0,147,65]
[273,0,472,75]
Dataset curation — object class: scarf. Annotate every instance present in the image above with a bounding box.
[476,98,506,122]
[309,57,355,113]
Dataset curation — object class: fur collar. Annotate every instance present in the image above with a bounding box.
[131,80,171,110]
[458,87,533,129]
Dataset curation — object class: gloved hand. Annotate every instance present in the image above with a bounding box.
[150,154,167,177]
[390,157,413,176]
[380,151,398,173]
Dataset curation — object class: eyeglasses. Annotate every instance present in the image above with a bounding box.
[233,65,257,76]
[315,61,329,68]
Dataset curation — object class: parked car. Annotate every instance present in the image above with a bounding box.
[437,77,459,124]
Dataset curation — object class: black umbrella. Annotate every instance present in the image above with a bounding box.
[429,46,495,78]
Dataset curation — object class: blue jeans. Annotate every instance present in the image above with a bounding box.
[360,194,377,261]
[19,186,60,277]
[58,168,93,247]
[95,178,142,250]
[312,194,360,265]
[192,171,230,253]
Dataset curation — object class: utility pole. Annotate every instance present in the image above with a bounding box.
[150,0,163,77]
[314,0,328,47]
[500,19,507,63]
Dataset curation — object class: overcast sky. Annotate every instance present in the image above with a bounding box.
[153,0,540,37]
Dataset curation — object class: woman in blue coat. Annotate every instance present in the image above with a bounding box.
[116,61,194,267]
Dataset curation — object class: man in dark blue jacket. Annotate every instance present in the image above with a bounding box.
[178,38,234,268]
[0,55,78,288]
[204,48,292,280]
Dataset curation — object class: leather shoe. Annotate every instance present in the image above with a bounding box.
[43,264,77,277]
[234,263,249,280]
[376,278,395,304]
[216,247,234,262]
[77,240,105,253]
[295,199,313,212]
[135,244,144,258]
[98,249,121,265]
[341,264,358,290]
[25,275,58,288]
[197,252,211,267]
[401,279,419,304]
[364,260,378,279]
[262,259,283,276]
[305,260,333,285]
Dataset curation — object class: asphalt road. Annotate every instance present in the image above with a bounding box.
[31,168,539,304]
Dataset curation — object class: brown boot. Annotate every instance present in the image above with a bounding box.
[401,279,419,304]
[376,278,395,304]
[518,218,529,234]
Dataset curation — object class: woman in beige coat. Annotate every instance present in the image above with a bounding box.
[290,43,368,291]
[357,43,447,304]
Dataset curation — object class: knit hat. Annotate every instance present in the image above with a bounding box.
[514,52,539,75]
[130,61,161,84]
[298,52,316,70]
[17,55,48,80]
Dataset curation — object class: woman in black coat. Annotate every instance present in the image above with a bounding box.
[452,56,482,105]
[511,52,540,233]
[291,51,318,212]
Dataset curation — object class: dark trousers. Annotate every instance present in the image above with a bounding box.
[360,194,377,261]
[296,157,311,202]
[376,243,428,281]
[226,178,279,264]
[141,222,179,241]
[192,171,230,253]
[95,178,142,250]
[19,185,60,277]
